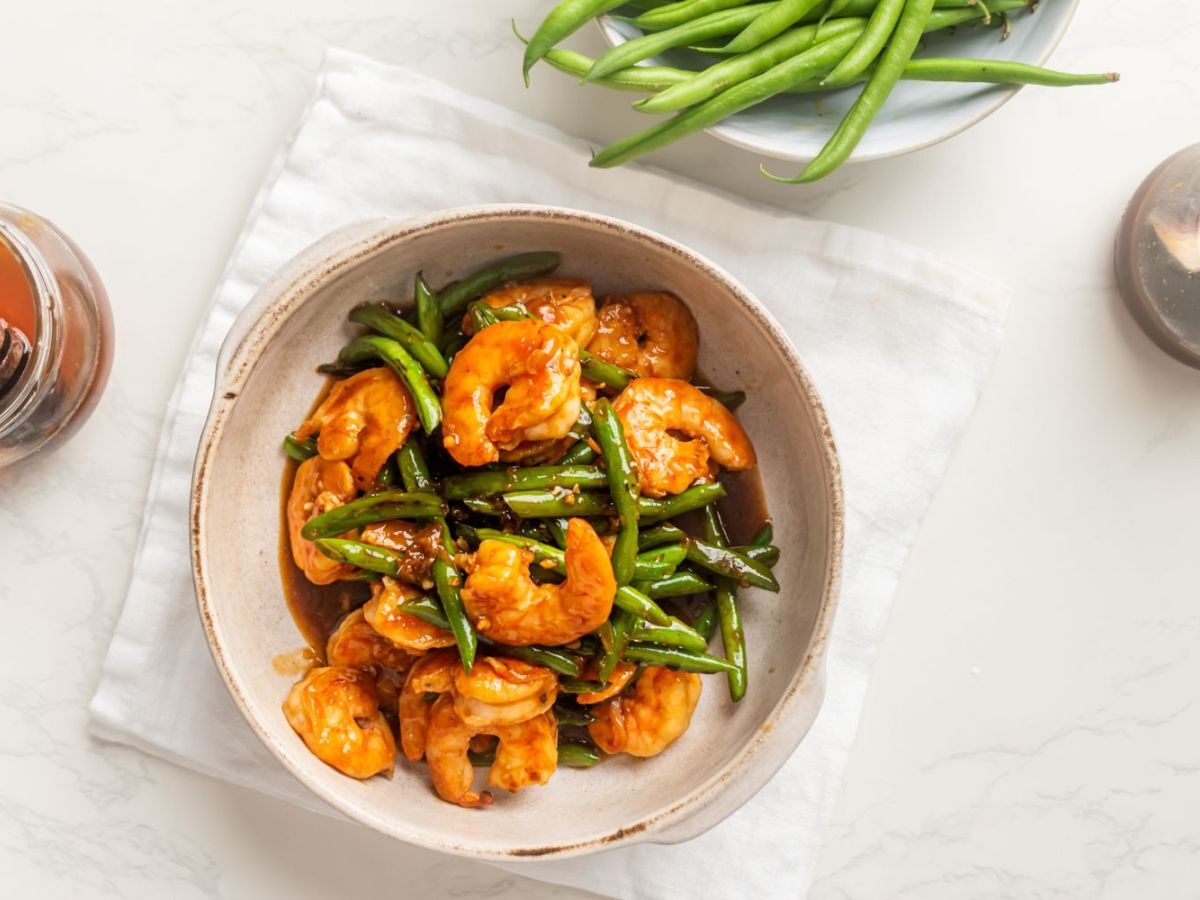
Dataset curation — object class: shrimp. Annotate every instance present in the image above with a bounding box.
[453,656,558,728]
[398,650,459,762]
[611,377,757,498]
[588,666,702,758]
[461,518,616,646]
[424,696,559,807]
[287,456,358,585]
[282,666,396,778]
[441,319,582,467]
[575,661,637,704]
[293,367,417,490]
[363,577,457,653]
[586,292,699,381]
[326,608,416,710]
[476,279,598,347]
[360,520,439,588]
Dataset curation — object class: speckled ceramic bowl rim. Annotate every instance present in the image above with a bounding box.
[190,204,845,860]
[596,0,1081,164]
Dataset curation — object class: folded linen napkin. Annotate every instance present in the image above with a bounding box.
[89,48,1009,899]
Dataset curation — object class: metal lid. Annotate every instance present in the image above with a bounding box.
[1116,144,1200,370]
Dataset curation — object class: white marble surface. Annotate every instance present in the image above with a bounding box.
[0,1,1196,897]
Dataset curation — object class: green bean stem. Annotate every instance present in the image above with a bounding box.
[750,522,774,546]
[414,272,444,349]
[336,335,442,432]
[724,0,827,54]
[590,399,641,585]
[438,252,561,316]
[283,434,318,461]
[300,490,446,540]
[348,304,449,379]
[523,0,629,85]
[442,465,608,500]
[623,643,740,674]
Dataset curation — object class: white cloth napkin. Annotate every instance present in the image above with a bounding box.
[90,48,1009,899]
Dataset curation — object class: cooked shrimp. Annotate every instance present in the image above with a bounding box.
[360,520,439,587]
[476,279,598,347]
[294,367,417,490]
[363,577,457,653]
[326,608,416,710]
[287,456,358,585]
[487,711,558,794]
[588,666,702,758]
[425,694,493,808]
[398,650,459,762]
[441,320,582,467]
[453,656,558,728]
[462,518,616,646]
[612,377,757,498]
[575,661,637,704]
[587,292,699,381]
[282,666,396,778]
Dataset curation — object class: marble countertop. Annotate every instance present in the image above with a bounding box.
[1,1,1196,896]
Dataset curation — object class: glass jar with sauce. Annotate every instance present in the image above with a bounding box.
[0,203,113,468]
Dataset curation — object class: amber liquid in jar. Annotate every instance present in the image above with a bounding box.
[0,236,35,338]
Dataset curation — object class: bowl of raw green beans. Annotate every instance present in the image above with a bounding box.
[521,0,1113,182]
[191,204,843,857]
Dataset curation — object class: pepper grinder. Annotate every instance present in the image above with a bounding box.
[1115,144,1200,370]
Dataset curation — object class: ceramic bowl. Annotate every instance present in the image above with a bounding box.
[598,0,1081,163]
[191,205,843,859]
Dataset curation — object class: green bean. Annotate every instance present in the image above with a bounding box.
[443,465,608,499]
[633,543,687,580]
[751,522,774,546]
[434,521,477,672]
[397,440,435,493]
[557,741,602,767]
[693,601,719,642]
[300,491,446,540]
[414,272,443,349]
[704,505,747,701]
[897,58,1119,87]
[315,360,369,378]
[336,335,442,432]
[820,0,903,86]
[639,482,727,523]
[442,332,469,363]
[494,643,583,677]
[462,497,507,516]
[634,0,754,30]
[438,252,561,317]
[638,523,688,550]
[590,399,640,585]
[591,28,862,168]
[540,45,696,91]
[580,350,637,391]
[398,595,451,630]
[348,304,449,379]
[767,0,934,183]
[472,528,678,583]
[685,538,780,591]
[634,569,714,599]
[282,434,317,461]
[697,386,747,409]
[558,440,599,466]
[553,702,597,727]
[597,609,633,683]
[374,454,399,487]
[623,643,740,674]
[616,584,673,626]
[635,16,863,113]
[738,543,781,567]
[523,0,629,85]
[313,538,410,578]
[585,3,776,83]
[559,678,607,694]
[723,0,827,54]
[467,300,500,334]
[629,615,709,652]
[546,517,570,549]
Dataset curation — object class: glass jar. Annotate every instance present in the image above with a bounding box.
[0,203,113,467]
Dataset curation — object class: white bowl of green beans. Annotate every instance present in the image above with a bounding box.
[522,0,1108,181]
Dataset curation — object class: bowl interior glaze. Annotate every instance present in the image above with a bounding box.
[192,207,842,859]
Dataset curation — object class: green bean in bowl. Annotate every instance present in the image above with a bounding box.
[518,0,1117,181]
[278,254,778,808]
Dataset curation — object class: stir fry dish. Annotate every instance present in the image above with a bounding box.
[279,252,780,808]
